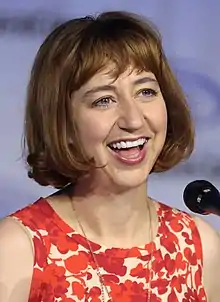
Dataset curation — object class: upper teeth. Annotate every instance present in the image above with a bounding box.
[109,138,147,149]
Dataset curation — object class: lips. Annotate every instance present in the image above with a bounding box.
[108,137,148,151]
[107,137,149,165]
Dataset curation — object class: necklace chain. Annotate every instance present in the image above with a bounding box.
[72,200,154,302]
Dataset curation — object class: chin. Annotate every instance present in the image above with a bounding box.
[106,166,152,191]
[93,145,160,191]
[113,177,147,191]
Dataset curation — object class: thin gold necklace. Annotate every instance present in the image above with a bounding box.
[71,199,154,302]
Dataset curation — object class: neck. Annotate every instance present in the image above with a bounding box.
[68,178,155,248]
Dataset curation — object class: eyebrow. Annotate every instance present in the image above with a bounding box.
[82,76,158,97]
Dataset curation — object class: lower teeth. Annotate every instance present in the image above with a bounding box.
[111,145,144,152]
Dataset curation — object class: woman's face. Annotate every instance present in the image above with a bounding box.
[72,66,167,190]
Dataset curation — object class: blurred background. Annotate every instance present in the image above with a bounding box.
[0,0,220,228]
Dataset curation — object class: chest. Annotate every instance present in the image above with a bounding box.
[30,247,206,302]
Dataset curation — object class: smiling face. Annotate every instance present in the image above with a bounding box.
[72,66,167,190]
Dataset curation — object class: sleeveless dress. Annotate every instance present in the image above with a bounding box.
[11,198,207,302]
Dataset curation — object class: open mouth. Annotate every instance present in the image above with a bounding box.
[107,137,149,165]
[107,137,148,152]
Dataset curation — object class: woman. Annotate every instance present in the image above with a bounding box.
[0,11,219,302]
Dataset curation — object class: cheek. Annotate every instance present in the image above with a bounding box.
[76,114,111,150]
[160,107,168,133]
[148,102,168,135]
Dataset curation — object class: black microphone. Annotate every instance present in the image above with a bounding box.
[183,180,220,216]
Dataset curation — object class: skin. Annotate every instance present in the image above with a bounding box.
[61,66,167,247]
[72,66,167,191]
[0,65,220,301]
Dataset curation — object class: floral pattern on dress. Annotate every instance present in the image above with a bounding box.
[11,199,207,302]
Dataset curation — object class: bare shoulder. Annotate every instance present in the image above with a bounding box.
[194,215,220,302]
[0,216,34,251]
[0,217,34,302]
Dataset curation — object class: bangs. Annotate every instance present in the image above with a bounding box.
[69,18,163,90]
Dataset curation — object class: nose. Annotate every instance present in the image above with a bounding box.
[117,101,145,132]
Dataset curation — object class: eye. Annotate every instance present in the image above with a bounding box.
[138,88,158,98]
[92,97,115,108]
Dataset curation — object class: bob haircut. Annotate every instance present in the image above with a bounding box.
[24,11,194,188]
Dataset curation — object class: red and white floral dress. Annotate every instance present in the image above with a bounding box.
[11,198,207,301]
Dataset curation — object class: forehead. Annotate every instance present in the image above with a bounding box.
[80,65,157,90]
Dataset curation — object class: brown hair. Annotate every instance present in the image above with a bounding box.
[24,11,194,188]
